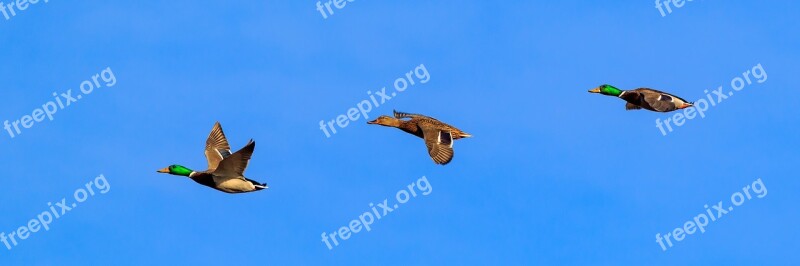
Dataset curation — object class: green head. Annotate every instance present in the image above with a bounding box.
[588,84,624,97]
[157,165,194,177]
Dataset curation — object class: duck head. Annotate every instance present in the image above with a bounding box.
[367,116,402,127]
[589,84,624,97]
[157,165,194,177]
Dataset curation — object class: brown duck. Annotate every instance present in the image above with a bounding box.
[368,110,471,165]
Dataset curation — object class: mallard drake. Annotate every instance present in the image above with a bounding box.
[157,122,268,193]
[368,110,471,165]
[589,84,694,112]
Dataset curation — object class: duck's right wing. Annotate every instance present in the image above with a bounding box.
[394,110,440,121]
[421,122,455,165]
[205,122,232,171]
[214,139,255,178]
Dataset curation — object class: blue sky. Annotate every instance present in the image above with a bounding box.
[1,0,798,265]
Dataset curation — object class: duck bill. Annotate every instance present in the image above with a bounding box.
[157,167,170,173]
[679,103,694,109]
[588,87,601,93]
[367,119,378,124]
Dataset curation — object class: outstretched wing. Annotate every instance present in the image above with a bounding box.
[420,122,455,165]
[205,122,232,171]
[214,140,255,178]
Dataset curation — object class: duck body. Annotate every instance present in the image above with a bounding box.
[157,122,268,194]
[392,119,425,139]
[368,110,471,165]
[589,85,694,113]
[187,171,267,194]
[619,88,694,112]
[395,117,471,141]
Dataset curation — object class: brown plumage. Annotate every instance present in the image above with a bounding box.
[621,88,694,112]
[368,110,471,165]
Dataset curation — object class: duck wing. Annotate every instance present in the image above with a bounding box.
[394,110,442,122]
[420,122,455,165]
[214,139,255,179]
[205,122,233,171]
[635,88,681,112]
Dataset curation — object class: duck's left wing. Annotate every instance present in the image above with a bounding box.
[420,123,455,165]
[641,91,678,112]
[636,88,693,112]
[205,122,232,171]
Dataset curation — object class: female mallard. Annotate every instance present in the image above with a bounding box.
[589,84,694,112]
[368,110,471,165]
[157,122,268,193]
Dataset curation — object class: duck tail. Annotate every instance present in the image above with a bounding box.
[247,178,269,190]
